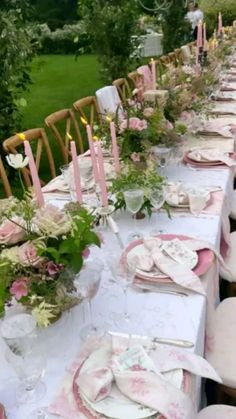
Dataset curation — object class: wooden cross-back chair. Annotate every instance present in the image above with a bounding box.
[174,48,184,66]
[112,78,131,103]
[159,55,170,67]
[167,52,177,66]
[0,156,12,197]
[45,108,84,165]
[73,96,102,142]
[3,128,56,188]
[128,71,144,90]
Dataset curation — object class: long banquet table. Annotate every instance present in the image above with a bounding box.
[0,130,235,418]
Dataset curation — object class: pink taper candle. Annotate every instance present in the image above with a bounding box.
[70,141,83,203]
[24,140,44,207]
[150,58,156,90]
[86,124,100,183]
[197,21,203,48]
[110,121,120,173]
[218,12,223,35]
[203,22,207,51]
[96,141,108,207]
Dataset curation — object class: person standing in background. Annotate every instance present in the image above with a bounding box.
[193,3,204,39]
[186,1,204,40]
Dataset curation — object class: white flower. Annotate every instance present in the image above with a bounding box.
[6,154,29,169]
[0,246,20,264]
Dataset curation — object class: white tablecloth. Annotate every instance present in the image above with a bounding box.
[0,142,234,418]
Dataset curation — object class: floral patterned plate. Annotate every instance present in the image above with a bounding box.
[73,339,186,419]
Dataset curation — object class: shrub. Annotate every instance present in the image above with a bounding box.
[0,1,35,150]
[200,0,236,34]
[38,22,91,54]
[78,0,141,83]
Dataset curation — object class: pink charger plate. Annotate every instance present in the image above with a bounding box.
[122,234,215,284]
[72,354,190,419]
[183,151,236,168]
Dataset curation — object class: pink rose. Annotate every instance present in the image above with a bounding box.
[18,241,43,267]
[10,277,28,300]
[0,218,26,245]
[46,261,64,276]
[143,107,154,118]
[137,119,148,131]
[82,248,90,259]
[131,152,141,162]
[129,117,141,130]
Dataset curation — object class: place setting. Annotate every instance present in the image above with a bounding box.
[48,332,222,419]
[183,147,236,168]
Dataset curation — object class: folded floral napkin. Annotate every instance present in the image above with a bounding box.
[210,102,236,116]
[165,183,210,214]
[199,118,236,138]
[133,237,233,293]
[42,175,69,193]
[187,149,236,167]
[49,335,221,419]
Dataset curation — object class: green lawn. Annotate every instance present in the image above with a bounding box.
[0,55,102,198]
[22,54,102,130]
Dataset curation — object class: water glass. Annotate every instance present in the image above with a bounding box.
[123,189,144,241]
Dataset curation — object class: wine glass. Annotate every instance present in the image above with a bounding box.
[151,145,171,175]
[0,313,47,418]
[75,259,104,340]
[123,189,144,241]
[149,187,166,236]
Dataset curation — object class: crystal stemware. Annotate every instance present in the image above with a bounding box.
[123,188,144,241]
[149,187,166,236]
[75,259,104,340]
[0,313,47,416]
[151,145,171,174]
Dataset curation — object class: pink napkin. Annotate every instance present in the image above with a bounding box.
[49,335,221,419]
[42,175,69,193]
[0,404,6,419]
[137,65,153,91]
[151,246,205,295]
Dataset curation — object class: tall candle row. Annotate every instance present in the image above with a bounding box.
[22,119,120,208]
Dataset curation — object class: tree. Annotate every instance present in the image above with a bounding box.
[0,0,35,150]
[161,0,191,53]
[78,0,141,83]
[32,0,78,29]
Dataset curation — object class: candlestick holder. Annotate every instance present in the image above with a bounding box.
[96,205,115,227]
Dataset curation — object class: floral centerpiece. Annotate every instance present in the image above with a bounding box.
[0,155,100,327]
[110,163,168,216]
[116,106,187,163]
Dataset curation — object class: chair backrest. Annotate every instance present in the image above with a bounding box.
[45,108,84,164]
[3,128,56,188]
[137,65,153,91]
[73,96,102,145]
[181,45,191,63]
[167,52,177,66]
[112,78,131,103]
[128,71,144,89]
[174,48,183,65]
[0,156,12,197]
[95,86,122,117]
[160,55,170,66]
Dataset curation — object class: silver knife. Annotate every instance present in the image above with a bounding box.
[109,332,194,348]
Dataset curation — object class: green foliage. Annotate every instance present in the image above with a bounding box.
[78,0,141,82]
[200,0,236,34]
[110,164,166,216]
[31,0,78,30]
[38,22,91,55]
[161,0,192,53]
[0,0,35,150]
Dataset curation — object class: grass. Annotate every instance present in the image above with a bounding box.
[0,55,102,198]
[22,54,102,130]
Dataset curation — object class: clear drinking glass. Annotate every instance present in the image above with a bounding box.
[149,187,166,236]
[123,189,144,241]
[151,145,171,174]
[0,313,47,418]
[75,259,104,340]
